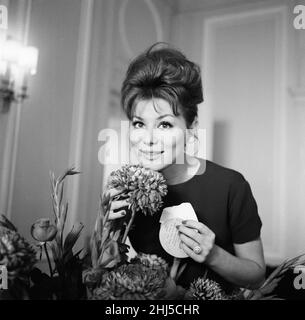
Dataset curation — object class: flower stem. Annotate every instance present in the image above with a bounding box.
[99,193,112,259]
[176,262,187,281]
[170,257,181,281]
[43,242,53,278]
[122,207,136,244]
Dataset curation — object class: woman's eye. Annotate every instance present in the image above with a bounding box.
[159,121,173,129]
[132,121,144,128]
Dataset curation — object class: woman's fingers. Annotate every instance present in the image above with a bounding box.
[177,224,201,243]
[106,187,125,200]
[178,233,199,249]
[181,220,211,235]
[107,198,129,220]
[179,232,213,252]
[108,210,126,220]
[101,188,130,220]
[110,199,129,211]
[177,220,216,263]
[179,242,201,261]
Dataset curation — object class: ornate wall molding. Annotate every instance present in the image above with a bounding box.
[118,0,163,58]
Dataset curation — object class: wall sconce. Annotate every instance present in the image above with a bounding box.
[0,38,38,112]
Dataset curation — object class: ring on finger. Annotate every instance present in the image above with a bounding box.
[193,245,202,254]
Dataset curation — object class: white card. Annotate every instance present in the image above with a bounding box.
[159,203,198,258]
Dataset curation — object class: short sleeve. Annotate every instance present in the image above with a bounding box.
[229,175,262,244]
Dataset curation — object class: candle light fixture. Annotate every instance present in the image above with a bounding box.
[0,38,38,112]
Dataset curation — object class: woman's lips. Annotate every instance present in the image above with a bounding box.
[139,150,164,160]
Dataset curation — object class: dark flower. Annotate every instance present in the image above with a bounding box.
[130,253,169,273]
[184,277,230,300]
[82,267,105,290]
[90,262,168,300]
[0,228,37,283]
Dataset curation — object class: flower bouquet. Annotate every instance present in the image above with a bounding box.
[29,168,86,300]
[82,164,186,300]
[4,168,86,300]
[1,165,305,300]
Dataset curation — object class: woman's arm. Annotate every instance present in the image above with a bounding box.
[178,220,265,289]
[205,239,265,289]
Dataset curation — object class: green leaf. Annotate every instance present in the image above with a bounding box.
[49,240,60,267]
[284,253,305,270]
[97,240,121,268]
[59,203,68,238]
[63,222,84,254]
[63,248,83,265]
[259,277,283,296]
[90,232,99,268]
[262,254,305,289]
[49,171,55,190]
[0,214,18,232]
[261,263,286,287]
[58,167,81,184]
[59,181,64,207]
[94,212,103,236]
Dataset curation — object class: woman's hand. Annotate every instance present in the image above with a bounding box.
[102,188,130,220]
[177,220,215,263]
[177,220,265,288]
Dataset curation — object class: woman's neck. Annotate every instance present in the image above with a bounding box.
[161,154,200,185]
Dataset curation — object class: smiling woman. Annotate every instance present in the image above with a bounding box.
[106,42,266,294]
[129,98,188,172]
[122,42,202,181]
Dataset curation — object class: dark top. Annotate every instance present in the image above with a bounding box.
[128,159,262,293]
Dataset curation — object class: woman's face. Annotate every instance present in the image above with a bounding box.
[129,98,188,171]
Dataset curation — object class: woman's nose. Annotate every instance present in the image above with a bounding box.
[142,128,157,145]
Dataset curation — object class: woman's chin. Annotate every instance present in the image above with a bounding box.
[138,158,168,171]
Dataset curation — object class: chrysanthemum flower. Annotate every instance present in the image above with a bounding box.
[90,253,169,300]
[0,228,37,283]
[90,263,168,300]
[107,165,167,216]
[185,277,230,300]
[130,253,169,273]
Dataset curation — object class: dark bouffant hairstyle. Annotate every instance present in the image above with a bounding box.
[121,43,203,128]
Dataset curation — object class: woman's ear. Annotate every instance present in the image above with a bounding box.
[185,117,199,156]
[190,117,198,130]
[187,117,198,142]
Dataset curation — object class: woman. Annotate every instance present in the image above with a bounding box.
[106,43,265,293]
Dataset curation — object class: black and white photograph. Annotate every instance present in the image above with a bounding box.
[0,0,305,307]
